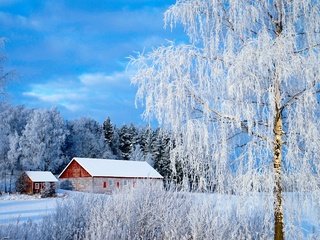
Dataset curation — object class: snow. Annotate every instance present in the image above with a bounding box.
[0,190,319,238]
[25,171,58,182]
[59,157,163,179]
[0,195,58,225]
[0,190,72,225]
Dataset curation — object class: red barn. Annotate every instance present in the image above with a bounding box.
[59,157,163,193]
[18,171,58,194]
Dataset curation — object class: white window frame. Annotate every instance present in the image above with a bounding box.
[35,183,40,190]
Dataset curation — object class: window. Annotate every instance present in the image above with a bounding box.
[108,179,113,186]
[123,180,128,186]
[35,183,39,189]
[116,181,120,188]
[103,182,107,188]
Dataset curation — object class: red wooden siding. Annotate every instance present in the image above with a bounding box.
[33,182,47,194]
[60,160,91,178]
[24,174,33,194]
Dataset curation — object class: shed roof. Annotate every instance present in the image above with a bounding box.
[25,171,58,182]
[59,158,163,179]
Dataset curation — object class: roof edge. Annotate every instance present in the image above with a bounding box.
[92,175,164,179]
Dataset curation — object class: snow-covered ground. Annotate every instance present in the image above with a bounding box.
[0,191,66,225]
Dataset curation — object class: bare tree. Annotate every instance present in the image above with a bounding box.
[131,1,320,239]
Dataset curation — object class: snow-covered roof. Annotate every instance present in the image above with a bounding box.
[59,158,163,179]
[25,171,58,182]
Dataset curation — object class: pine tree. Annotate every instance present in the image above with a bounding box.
[103,117,114,144]
[152,130,172,181]
[119,125,133,160]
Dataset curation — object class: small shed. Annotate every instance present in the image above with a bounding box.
[17,171,59,194]
[59,157,163,193]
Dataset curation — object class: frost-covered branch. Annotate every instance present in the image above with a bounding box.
[131,0,320,201]
[280,81,318,112]
[294,43,320,54]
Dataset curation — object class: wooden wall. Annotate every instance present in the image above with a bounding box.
[60,160,91,178]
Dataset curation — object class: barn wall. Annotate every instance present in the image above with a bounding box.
[24,175,33,194]
[135,178,163,189]
[32,182,56,194]
[60,177,93,192]
[59,160,91,178]
[92,177,136,193]
[60,177,163,193]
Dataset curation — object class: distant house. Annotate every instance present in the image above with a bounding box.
[58,157,163,193]
[17,171,59,194]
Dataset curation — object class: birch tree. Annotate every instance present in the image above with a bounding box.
[131,1,320,239]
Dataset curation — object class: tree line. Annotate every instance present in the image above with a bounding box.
[0,103,172,192]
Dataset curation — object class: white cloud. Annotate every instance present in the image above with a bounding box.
[23,91,81,103]
[22,80,85,112]
[79,72,116,86]
[79,71,131,87]
[23,71,134,114]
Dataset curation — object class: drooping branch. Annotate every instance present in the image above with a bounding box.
[280,81,318,112]
[185,85,238,122]
[187,86,270,142]
[294,43,320,54]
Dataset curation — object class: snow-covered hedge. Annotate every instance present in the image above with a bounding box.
[1,187,319,239]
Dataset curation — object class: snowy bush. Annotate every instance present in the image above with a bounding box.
[85,185,191,239]
[1,188,320,239]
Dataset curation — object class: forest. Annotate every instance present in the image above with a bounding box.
[0,103,171,193]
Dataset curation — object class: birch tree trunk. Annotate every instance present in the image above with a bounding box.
[274,2,284,238]
[273,109,284,240]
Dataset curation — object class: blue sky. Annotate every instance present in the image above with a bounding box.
[0,0,182,125]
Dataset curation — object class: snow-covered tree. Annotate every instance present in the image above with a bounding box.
[129,144,144,161]
[138,126,154,155]
[103,117,114,144]
[19,108,67,172]
[0,104,31,192]
[4,104,31,135]
[152,130,172,182]
[119,125,134,160]
[0,114,10,192]
[65,118,113,160]
[131,1,320,239]
[6,131,21,192]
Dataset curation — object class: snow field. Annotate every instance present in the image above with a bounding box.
[0,194,61,225]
